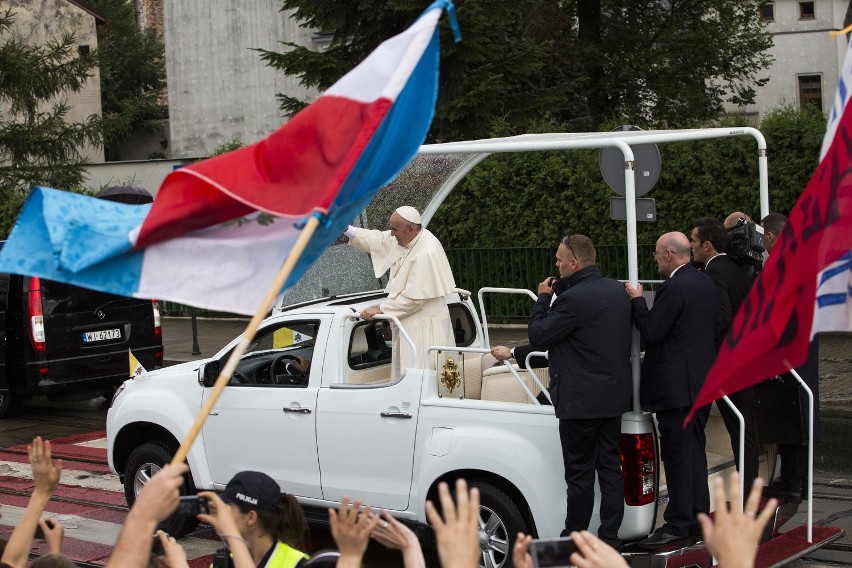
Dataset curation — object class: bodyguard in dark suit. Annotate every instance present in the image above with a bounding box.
[625,232,720,549]
[690,218,759,498]
[527,235,632,547]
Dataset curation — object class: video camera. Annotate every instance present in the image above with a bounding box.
[725,217,765,267]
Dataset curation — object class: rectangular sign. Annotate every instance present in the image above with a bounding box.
[610,197,657,222]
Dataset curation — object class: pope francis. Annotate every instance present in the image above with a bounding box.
[345,206,456,376]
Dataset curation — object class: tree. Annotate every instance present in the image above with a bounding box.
[261,0,773,139]
[0,7,102,236]
[257,0,591,142]
[577,0,774,126]
[83,0,167,161]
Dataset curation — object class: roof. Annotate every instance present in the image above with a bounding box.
[65,0,107,25]
[419,128,768,156]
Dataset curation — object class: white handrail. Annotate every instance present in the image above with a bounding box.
[476,287,538,347]
[524,351,551,404]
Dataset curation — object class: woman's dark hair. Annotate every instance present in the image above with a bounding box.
[240,494,308,551]
[30,554,77,568]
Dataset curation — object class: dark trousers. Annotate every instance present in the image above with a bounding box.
[717,387,759,499]
[558,416,624,545]
[656,405,710,536]
[778,444,808,490]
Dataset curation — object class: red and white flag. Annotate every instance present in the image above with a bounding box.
[688,39,852,420]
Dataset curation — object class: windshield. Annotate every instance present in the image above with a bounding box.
[279,153,476,308]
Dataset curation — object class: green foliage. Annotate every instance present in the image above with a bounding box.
[263,0,772,139]
[0,6,102,237]
[581,0,773,126]
[260,0,589,141]
[83,0,167,160]
[210,135,245,156]
[430,106,826,248]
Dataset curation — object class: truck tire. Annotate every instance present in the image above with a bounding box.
[0,390,16,418]
[124,442,200,537]
[469,481,529,568]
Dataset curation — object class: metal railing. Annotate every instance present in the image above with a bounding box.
[446,244,658,320]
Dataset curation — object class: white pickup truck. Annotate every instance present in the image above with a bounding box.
[108,288,657,568]
[107,130,843,567]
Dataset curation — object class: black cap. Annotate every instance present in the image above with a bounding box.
[221,471,280,512]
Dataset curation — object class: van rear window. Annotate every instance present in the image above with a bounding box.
[38,280,139,315]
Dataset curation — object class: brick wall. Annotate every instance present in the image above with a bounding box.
[136,0,163,34]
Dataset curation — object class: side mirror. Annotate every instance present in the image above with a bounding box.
[198,361,220,387]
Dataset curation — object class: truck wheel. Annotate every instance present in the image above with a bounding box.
[124,442,200,537]
[469,482,528,568]
[0,391,17,418]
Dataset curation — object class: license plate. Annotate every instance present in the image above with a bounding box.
[82,329,121,343]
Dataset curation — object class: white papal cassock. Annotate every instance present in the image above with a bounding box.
[350,226,456,376]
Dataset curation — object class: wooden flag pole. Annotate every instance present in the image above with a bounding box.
[171,215,321,465]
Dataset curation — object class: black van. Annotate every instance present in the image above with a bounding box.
[0,263,164,417]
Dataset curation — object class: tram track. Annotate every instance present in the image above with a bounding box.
[0,486,129,512]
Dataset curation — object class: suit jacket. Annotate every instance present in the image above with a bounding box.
[631,263,720,412]
[528,266,632,419]
[703,254,753,350]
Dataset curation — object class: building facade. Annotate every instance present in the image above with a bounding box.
[6,0,105,162]
[161,2,320,158]
[729,0,852,118]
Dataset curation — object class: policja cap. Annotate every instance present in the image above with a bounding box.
[220,470,280,512]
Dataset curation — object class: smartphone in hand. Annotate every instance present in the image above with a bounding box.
[152,534,166,556]
[33,518,56,540]
[530,536,581,568]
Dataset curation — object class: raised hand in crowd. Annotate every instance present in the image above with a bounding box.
[0,436,65,568]
[151,529,190,568]
[329,496,379,568]
[698,473,777,568]
[425,479,481,568]
[39,518,65,556]
[105,463,189,568]
[569,531,629,568]
[197,491,254,568]
[512,533,534,568]
[370,509,426,568]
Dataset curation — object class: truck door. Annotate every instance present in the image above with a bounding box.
[315,321,420,510]
[202,316,331,499]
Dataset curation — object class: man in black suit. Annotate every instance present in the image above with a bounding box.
[690,217,758,498]
[526,234,633,548]
[625,232,720,549]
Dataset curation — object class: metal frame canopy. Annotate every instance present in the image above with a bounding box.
[416,127,770,415]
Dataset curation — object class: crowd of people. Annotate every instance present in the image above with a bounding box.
[1,436,778,568]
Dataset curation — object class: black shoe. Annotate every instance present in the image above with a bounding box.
[763,479,803,504]
[638,530,689,550]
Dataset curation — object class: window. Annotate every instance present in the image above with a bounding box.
[798,75,823,111]
[78,45,90,56]
[760,3,774,22]
[229,321,318,387]
[799,1,815,19]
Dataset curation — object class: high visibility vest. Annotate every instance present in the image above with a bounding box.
[210,541,309,568]
[262,541,309,568]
